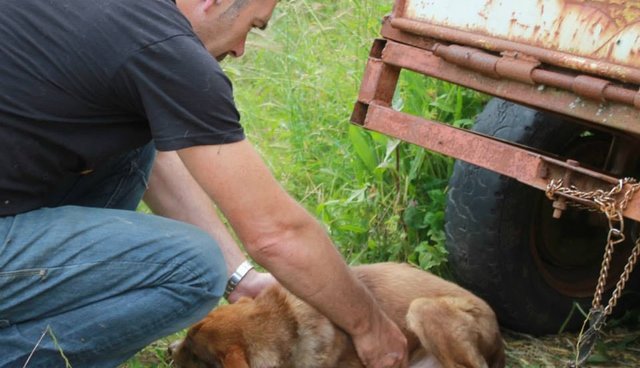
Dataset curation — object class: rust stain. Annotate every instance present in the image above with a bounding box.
[359,103,640,222]
[403,0,640,69]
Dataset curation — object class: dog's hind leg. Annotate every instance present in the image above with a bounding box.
[406,297,491,368]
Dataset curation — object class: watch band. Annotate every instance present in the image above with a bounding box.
[223,260,254,299]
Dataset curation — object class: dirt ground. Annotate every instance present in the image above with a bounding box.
[504,326,640,367]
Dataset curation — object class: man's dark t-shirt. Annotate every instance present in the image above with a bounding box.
[0,0,245,216]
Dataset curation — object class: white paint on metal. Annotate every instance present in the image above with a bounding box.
[403,0,640,68]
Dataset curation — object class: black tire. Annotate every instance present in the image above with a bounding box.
[445,98,639,335]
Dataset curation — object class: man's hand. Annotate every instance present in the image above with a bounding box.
[352,312,408,368]
[226,270,276,303]
[232,269,408,368]
[177,142,408,366]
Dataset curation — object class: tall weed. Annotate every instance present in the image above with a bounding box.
[227,1,488,273]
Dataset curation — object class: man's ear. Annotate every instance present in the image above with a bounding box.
[222,345,250,368]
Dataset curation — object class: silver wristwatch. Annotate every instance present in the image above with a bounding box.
[223,260,254,299]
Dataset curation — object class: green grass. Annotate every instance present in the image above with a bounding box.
[225,0,488,271]
[120,1,640,367]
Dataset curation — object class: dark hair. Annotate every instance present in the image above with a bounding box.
[221,0,252,17]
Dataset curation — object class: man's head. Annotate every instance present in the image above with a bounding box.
[177,0,278,61]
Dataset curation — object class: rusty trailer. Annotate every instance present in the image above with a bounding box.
[352,0,640,335]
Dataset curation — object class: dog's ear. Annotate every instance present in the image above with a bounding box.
[188,321,205,337]
[222,345,250,368]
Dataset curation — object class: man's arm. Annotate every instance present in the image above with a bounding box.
[177,140,408,368]
[143,150,274,301]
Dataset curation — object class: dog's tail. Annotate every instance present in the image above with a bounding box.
[406,296,505,368]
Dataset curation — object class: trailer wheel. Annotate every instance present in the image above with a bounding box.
[445,98,639,335]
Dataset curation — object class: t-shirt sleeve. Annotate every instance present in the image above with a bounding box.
[110,34,245,151]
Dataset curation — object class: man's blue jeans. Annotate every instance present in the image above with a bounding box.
[0,143,227,367]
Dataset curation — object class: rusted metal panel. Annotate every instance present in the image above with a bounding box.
[358,102,640,222]
[352,1,640,225]
[392,0,640,84]
[380,40,640,135]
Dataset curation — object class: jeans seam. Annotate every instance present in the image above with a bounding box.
[102,172,127,209]
[42,259,215,297]
[129,157,151,190]
[102,157,150,209]
[0,216,17,259]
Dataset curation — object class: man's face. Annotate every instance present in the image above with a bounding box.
[179,0,278,61]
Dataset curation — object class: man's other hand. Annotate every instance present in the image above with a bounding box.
[227,270,277,303]
[353,312,409,368]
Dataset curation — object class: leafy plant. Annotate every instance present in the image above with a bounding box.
[227,1,490,272]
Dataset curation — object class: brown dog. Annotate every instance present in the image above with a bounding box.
[169,262,505,368]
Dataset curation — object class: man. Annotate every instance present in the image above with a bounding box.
[0,0,408,367]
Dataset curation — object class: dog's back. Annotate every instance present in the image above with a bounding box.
[353,263,505,368]
[171,262,505,368]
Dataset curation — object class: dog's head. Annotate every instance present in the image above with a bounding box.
[170,286,298,368]
[169,298,255,368]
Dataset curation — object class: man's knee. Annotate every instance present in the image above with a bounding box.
[164,224,227,302]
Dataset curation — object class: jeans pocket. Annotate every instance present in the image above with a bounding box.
[0,268,47,281]
[0,268,48,327]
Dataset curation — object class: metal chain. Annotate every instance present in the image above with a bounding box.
[545,177,640,314]
[606,238,640,314]
[546,177,640,368]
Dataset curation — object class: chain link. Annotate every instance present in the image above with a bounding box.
[547,177,640,367]
[546,177,640,314]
